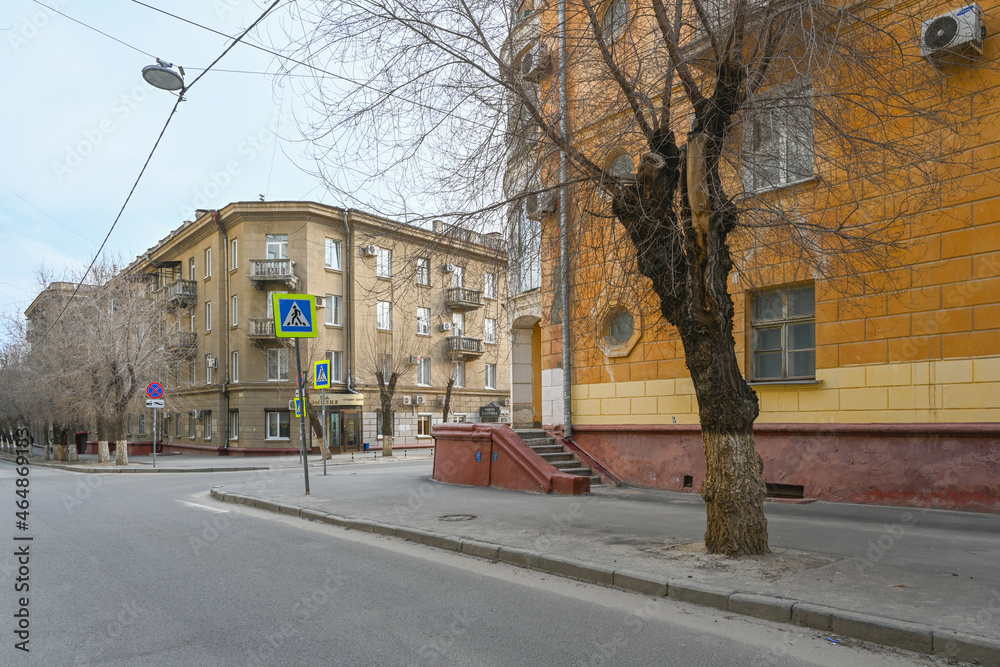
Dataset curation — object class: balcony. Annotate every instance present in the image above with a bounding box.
[444,287,483,311]
[247,318,276,339]
[446,335,484,360]
[166,331,197,354]
[248,259,298,290]
[164,278,197,307]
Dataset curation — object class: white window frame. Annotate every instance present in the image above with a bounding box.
[265,411,290,440]
[452,312,465,336]
[137,414,146,437]
[485,363,497,390]
[189,359,196,386]
[266,234,288,260]
[484,318,497,344]
[484,272,496,300]
[451,265,465,288]
[229,410,239,441]
[189,258,195,281]
[231,295,238,327]
[452,361,465,388]
[417,413,432,438]
[204,411,213,440]
[326,295,343,326]
[328,350,344,383]
[267,348,289,381]
[416,257,430,286]
[231,239,238,270]
[325,238,342,270]
[205,301,212,332]
[231,351,239,383]
[744,84,815,192]
[417,357,431,386]
[205,248,212,279]
[377,301,393,331]
[376,247,392,278]
[417,307,431,336]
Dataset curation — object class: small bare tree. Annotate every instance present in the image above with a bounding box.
[358,326,417,456]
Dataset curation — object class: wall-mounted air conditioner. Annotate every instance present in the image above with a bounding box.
[443,263,456,273]
[206,356,218,369]
[521,41,552,82]
[192,410,204,419]
[439,322,452,332]
[503,397,511,407]
[361,244,378,257]
[402,395,412,405]
[409,355,421,365]
[921,4,984,63]
[415,395,427,405]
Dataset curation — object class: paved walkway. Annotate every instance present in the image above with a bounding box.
[207,458,1000,664]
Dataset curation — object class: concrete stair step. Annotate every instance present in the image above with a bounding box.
[537,452,573,462]
[515,429,549,440]
[558,466,593,476]
[522,437,555,447]
[529,445,564,454]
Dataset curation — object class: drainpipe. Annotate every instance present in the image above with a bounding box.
[343,209,354,392]
[558,0,573,438]
[201,208,230,450]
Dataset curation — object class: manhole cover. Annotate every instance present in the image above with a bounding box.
[437,514,477,522]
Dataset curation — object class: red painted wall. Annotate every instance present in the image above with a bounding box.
[571,423,1000,512]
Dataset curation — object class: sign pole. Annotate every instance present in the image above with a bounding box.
[152,407,157,468]
[295,338,310,494]
[321,388,327,476]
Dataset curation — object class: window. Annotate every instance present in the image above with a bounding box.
[750,284,816,381]
[231,295,238,327]
[417,307,431,335]
[231,351,239,383]
[452,312,465,336]
[266,234,288,260]
[416,258,430,286]
[174,414,180,437]
[266,411,290,439]
[189,359,196,386]
[376,247,392,278]
[206,357,213,385]
[451,265,465,288]
[602,0,629,39]
[484,272,496,300]
[417,357,431,386]
[267,348,289,381]
[266,290,287,319]
[204,411,213,440]
[190,311,196,333]
[745,86,814,191]
[452,361,465,388]
[377,301,393,330]
[188,415,195,438]
[327,350,344,383]
[417,413,432,438]
[137,414,146,437]
[205,248,212,278]
[189,258,195,281]
[377,354,393,381]
[485,363,497,390]
[229,410,239,440]
[512,204,541,294]
[231,239,238,270]
[205,301,212,332]
[484,318,497,344]
[325,295,342,326]
[599,304,640,357]
[325,238,342,270]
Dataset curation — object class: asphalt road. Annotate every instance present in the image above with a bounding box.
[0,461,955,666]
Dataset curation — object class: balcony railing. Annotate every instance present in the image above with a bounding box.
[444,287,483,311]
[248,318,276,338]
[248,259,298,290]
[166,331,196,353]
[164,278,197,306]
[446,335,483,359]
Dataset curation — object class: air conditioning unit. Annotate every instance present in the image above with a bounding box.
[921,4,984,63]
[437,396,447,407]
[288,400,297,411]
[503,397,511,407]
[443,263,456,273]
[206,356,218,369]
[409,355,421,365]
[439,322,452,332]
[361,244,377,257]
[415,394,427,405]
[192,410,204,419]
[525,191,558,220]
[402,395,412,405]
[521,41,551,82]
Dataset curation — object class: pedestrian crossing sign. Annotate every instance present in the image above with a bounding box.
[314,359,331,390]
[273,294,318,338]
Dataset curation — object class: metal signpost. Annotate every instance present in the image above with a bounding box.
[314,359,331,476]
[273,294,319,494]
[146,382,165,468]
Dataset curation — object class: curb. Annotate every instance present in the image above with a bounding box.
[209,488,999,665]
[0,456,270,474]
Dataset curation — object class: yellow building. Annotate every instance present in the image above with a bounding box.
[126,201,509,455]
[505,0,1000,509]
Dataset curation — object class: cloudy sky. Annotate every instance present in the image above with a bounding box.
[1,0,337,327]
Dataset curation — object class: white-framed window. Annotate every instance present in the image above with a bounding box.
[417,357,431,386]
[206,357,213,385]
[189,257,195,280]
[377,301,393,330]
[188,414,195,438]
[417,413,432,438]
[327,350,344,383]
[174,414,181,437]
[484,318,497,344]
[204,411,213,440]
[513,204,541,294]
[417,307,431,335]
[266,234,288,259]
[452,361,465,388]
[231,351,239,383]
[137,414,146,437]
[231,295,238,327]
[325,238,342,270]
[377,354,393,381]
[750,284,816,381]
[229,410,239,440]
[267,348,289,381]
[325,295,342,326]
[266,411,290,439]
[205,248,212,278]
[602,0,630,40]
[190,311,196,333]
[484,272,496,300]
[376,247,392,278]
[265,290,287,320]
[205,301,212,332]
[745,85,814,192]
[189,359,196,386]
[416,257,430,286]
[452,312,465,336]
[485,363,497,390]
[231,238,238,270]
[451,265,465,288]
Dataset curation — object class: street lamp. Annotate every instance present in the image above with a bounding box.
[142,59,185,91]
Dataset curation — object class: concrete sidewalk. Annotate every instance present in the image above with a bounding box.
[211,458,1000,664]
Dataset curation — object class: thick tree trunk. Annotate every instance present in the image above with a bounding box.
[68,443,79,462]
[115,440,129,466]
[701,429,768,554]
[98,441,110,463]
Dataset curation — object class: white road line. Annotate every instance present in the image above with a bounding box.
[176,500,230,513]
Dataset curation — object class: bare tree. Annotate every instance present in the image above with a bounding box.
[278,0,980,554]
[358,326,416,456]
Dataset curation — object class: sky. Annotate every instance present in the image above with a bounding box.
[0,0,336,329]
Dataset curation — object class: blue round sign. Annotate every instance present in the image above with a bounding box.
[146,383,164,399]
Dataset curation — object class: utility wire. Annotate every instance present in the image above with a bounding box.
[30,0,156,58]
[30,0,282,351]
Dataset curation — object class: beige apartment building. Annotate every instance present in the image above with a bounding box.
[127,201,509,455]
